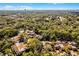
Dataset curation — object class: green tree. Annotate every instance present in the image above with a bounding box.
[27,38,43,54]
[22,51,34,56]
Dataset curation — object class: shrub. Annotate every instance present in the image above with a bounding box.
[0,27,18,38]
[27,38,43,53]
[22,51,34,56]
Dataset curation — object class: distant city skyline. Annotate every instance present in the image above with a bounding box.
[0,3,79,10]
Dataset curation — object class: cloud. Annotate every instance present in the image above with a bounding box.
[53,3,57,5]
[0,5,33,10]
[0,5,78,10]
[0,5,55,10]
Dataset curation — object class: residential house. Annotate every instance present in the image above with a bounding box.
[35,34,43,40]
[11,35,27,43]
[11,35,21,42]
[11,42,27,54]
[25,30,36,38]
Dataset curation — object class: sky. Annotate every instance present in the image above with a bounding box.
[0,3,79,10]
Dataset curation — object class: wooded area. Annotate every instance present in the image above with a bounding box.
[0,10,79,56]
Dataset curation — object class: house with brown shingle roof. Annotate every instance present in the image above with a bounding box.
[11,42,27,54]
